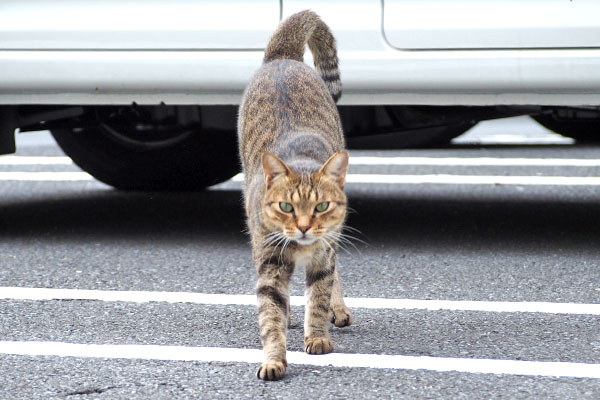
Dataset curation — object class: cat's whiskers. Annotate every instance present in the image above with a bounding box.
[345,206,358,216]
[319,235,336,254]
[342,224,363,235]
[278,236,292,265]
[264,231,289,262]
[332,229,368,246]
[325,230,364,255]
[265,231,281,240]
[325,233,351,256]
[262,231,283,247]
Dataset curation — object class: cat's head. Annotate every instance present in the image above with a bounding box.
[261,151,348,246]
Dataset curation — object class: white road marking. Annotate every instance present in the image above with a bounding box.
[0,172,92,181]
[345,174,600,186]
[2,156,599,186]
[1,341,598,379]
[232,173,600,186]
[0,156,73,165]
[2,287,599,315]
[452,134,574,145]
[350,156,600,167]
[2,155,599,167]
[3,171,599,186]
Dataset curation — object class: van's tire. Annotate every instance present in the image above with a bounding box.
[532,115,600,143]
[51,125,239,191]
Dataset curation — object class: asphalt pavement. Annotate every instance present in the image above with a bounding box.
[1,116,599,399]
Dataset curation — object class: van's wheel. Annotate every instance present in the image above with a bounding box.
[532,115,600,143]
[51,124,239,191]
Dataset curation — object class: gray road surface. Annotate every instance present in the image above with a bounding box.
[1,117,599,399]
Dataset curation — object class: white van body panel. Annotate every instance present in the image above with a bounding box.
[1,0,599,106]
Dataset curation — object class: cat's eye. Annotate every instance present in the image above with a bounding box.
[279,202,293,213]
[315,201,329,212]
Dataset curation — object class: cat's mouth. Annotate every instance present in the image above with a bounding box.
[294,236,318,246]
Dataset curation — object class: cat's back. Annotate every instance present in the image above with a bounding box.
[238,10,344,176]
[239,59,343,174]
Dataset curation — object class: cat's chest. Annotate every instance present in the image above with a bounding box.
[292,247,316,269]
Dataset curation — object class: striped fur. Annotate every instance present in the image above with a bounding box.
[263,9,342,103]
[238,10,353,381]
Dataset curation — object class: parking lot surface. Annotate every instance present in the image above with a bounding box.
[1,117,599,398]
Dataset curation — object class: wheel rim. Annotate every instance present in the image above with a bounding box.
[97,123,197,151]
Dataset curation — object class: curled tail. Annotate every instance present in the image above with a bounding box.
[263,10,342,103]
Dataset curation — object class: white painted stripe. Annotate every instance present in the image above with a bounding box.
[3,172,599,186]
[341,297,600,315]
[0,171,92,181]
[1,341,598,379]
[231,173,600,186]
[350,156,600,167]
[2,155,598,167]
[2,287,599,315]
[0,156,73,165]
[452,134,574,145]
[345,174,600,186]
[1,287,257,306]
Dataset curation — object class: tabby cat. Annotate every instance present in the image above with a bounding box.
[238,10,353,380]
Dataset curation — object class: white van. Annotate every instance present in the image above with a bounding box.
[1,0,599,190]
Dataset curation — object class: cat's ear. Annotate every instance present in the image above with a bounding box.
[319,150,349,187]
[262,152,291,187]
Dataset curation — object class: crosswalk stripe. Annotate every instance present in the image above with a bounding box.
[2,287,599,315]
[1,341,598,379]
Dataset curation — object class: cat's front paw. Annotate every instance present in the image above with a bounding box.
[329,305,354,328]
[304,337,333,354]
[256,360,287,380]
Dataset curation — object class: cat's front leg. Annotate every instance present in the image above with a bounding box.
[304,250,335,354]
[255,255,293,380]
[329,260,354,328]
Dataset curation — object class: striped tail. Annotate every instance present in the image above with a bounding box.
[263,10,342,103]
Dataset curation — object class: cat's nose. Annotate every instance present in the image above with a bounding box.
[298,225,310,234]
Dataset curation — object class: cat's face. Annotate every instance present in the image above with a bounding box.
[261,151,348,246]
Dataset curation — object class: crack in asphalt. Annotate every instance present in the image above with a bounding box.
[65,385,116,396]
